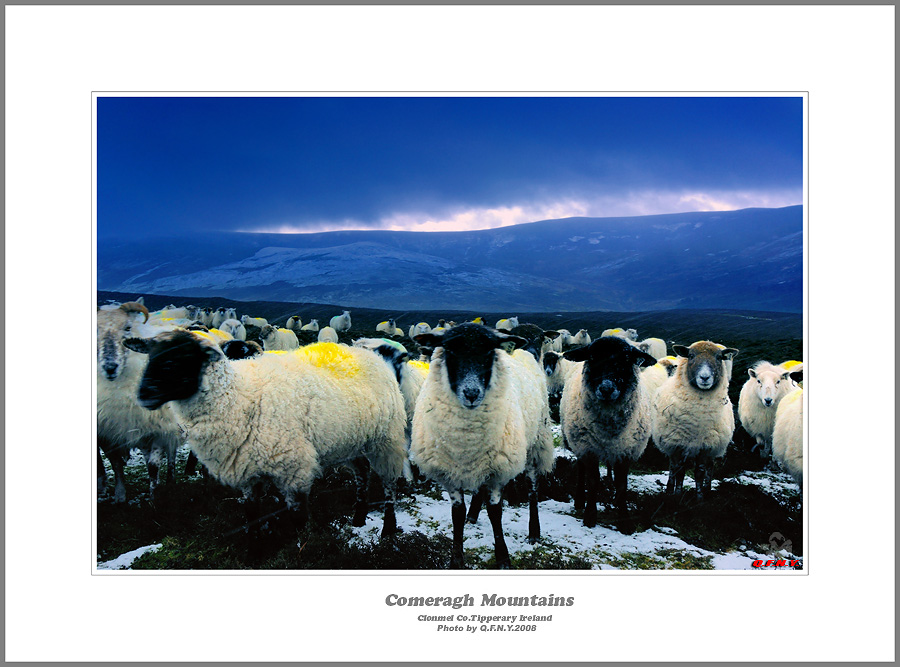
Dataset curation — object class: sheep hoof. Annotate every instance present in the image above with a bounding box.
[351,513,367,527]
[527,534,540,545]
[496,559,511,570]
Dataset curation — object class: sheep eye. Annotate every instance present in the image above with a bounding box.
[757,379,761,384]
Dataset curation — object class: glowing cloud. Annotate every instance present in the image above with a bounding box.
[242,188,802,234]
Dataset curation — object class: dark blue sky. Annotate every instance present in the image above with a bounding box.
[97,96,802,238]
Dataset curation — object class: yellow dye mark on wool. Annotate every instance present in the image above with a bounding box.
[265,350,287,355]
[471,317,483,324]
[293,342,361,377]
[159,317,175,322]
[190,331,221,346]
[408,360,430,375]
[781,360,802,369]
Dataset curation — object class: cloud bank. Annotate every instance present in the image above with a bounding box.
[242,188,802,234]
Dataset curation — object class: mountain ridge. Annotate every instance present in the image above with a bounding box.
[98,205,803,313]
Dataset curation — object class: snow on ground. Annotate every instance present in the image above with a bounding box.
[348,468,802,571]
[97,544,163,570]
[99,445,801,571]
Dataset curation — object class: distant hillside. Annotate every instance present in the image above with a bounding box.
[98,206,802,313]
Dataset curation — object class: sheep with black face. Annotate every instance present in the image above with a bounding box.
[652,340,739,499]
[125,331,408,557]
[560,337,659,529]
[410,323,555,569]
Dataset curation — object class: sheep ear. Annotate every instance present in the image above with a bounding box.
[720,347,739,360]
[633,349,658,368]
[639,342,651,353]
[564,345,592,362]
[672,345,691,358]
[542,330,560,340]
[123,337,151,354]
[494,333,528,350]
[790,370,803,384]
[748,367,758,379]
[415,332,443,348]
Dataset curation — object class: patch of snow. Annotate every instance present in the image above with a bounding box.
[348,490,795,571]
[97,544,162,570]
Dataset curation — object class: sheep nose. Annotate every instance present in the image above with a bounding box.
[103,363,118,379]
[764,397,773,406]
[598,380,619,400]
[463,388,480,403]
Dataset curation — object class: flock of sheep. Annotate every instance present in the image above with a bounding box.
[97,299,804,569]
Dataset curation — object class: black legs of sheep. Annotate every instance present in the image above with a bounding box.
[467,478,542,544]
[466,487,486,524]
[451,487,512,569]
[451,494,467,569]
[580,454,633,532]
[348,458,399,535]
[486,494,511,568]
[665,449,714,500]
[526,472,541,543]
[97,437,127,504]
[582,453,602,528]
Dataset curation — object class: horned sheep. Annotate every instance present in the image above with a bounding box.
[410,323,555,568]
[125,332,409,549]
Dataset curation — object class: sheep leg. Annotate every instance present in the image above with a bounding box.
[694,459,708,500]
[527,471,541,544]
[165,442,176,485]
[450,489,467,569]
[613,460,635,534]
[486,487,511,569]
[351,458,370,527]
[241,483,265,566]
[381,479,399,537]
[142,440,163,500]
[285,490,309,533]
[466,486,486,524]
[573,457,585,511]
[104,444,128,504]
[582,453,600,528]
[97,447,107,497]
[666,449,687,496]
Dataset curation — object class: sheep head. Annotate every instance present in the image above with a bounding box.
[416,323,526,410]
